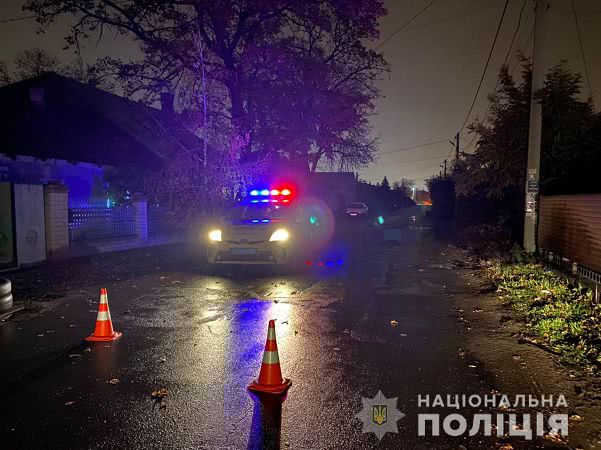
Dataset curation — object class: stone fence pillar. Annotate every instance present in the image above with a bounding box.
[132,193,148,241]
[43,182,69,259]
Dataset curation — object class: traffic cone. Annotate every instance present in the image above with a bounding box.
[85,288,122,342]
[248,320,292,395]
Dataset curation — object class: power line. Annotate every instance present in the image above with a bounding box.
[394,154,451,164]
[509,25,534,76]
[375,0,439,50]
[379,138,449,155]
[571,0,593,99]
[478,0,528,126]
[457,0,510,134]
[0,15,37,24]
[405,3,503,31]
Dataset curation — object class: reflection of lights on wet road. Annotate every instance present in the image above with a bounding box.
[201,307,221,320]
[269,302,291,337]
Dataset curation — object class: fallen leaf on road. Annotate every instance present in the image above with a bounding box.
[497,444,513,450]
[68,354,81,358]
[65,401,75,406]
[281,321,288,325]
[69,324,76,327]
[160,276,166,280]
[37,334,44,337]
[159,358,167,363]
[468,364,478,368]
[400,333,407,337]
[108,378,119,385]
[473,308,484,312]
[343,329,350,334]
[151,388,168,399]
[390,320,398,326]
[171,281,180,284]
[333,347,341,351]
[544,433,567,443]
[569,414,584,422]
[290,291,297,295]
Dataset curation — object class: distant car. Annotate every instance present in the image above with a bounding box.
[346,202,368,216]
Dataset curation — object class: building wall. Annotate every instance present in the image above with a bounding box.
[539,195,601,273]
[0,154,105,207]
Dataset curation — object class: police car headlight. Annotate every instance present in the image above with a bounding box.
[269,229,289,242]
[208,229,222,241]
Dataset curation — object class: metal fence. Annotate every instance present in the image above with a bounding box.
[148,205,176,235]
[541,249,600,302]
[69,206,136,241]
[539,194,601,273]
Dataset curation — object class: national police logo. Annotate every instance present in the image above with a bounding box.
[356,390,405,440]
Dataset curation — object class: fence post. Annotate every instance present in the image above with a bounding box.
[43,182,69,259]
[132,193,148,241]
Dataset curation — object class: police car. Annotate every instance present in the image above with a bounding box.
[206,187,298,265]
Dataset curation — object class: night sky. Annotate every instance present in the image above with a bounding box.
[1,0,600,187]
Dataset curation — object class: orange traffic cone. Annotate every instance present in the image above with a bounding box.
[248,320,292,395]
[85,288,122,342]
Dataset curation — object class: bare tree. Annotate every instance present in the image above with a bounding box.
[25,0,388,172]
[14,48,59,79]
[0,60,11,86]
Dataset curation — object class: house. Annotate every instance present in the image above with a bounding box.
[0,72,195,206]
[0,72,197,269]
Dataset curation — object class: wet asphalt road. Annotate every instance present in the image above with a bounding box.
[0,212,497,449]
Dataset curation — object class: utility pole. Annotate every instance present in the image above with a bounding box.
[455,132,460,160]
[523,0,549,253]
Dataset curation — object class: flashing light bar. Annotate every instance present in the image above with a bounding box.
[248,186,294,205]
[249,188,292,197]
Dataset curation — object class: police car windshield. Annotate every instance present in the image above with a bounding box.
[227,205,289,221]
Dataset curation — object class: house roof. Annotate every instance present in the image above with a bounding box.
[0,72,199,168]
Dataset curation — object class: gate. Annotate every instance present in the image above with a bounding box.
[0,182,16,269]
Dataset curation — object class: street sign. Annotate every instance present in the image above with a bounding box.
[527,179,539,193]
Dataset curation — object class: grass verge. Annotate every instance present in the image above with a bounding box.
[486,262,601,369]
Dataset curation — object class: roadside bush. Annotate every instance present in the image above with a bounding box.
[487,262,601,367]
[455,224,512,261]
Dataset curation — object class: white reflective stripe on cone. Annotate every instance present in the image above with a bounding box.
[262,350,280,364]
[96,311,111,321]
[100,295,108,305]
[267,327,276,340]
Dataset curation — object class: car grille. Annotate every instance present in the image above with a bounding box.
[224,239,265,244]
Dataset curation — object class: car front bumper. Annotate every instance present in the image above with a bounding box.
[207,242,290,265]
